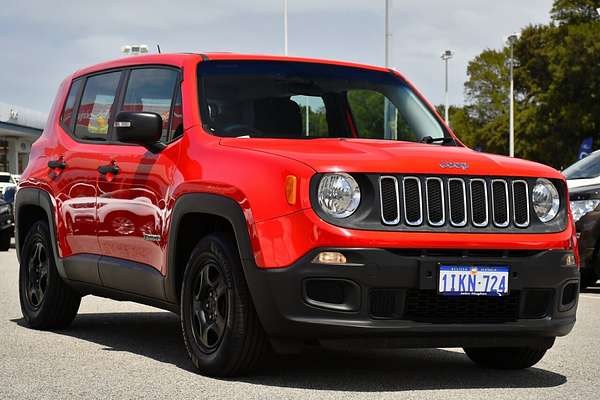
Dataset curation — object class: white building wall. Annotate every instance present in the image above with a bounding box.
[0,102,47,174]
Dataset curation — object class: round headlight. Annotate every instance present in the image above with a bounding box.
[317,173,361,218]
[532,178,560,222]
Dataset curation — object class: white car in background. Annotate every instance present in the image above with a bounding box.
[564,150,600,190]
[0,172,17,195]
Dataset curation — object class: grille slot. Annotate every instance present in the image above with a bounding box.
[425,177,445,226]
[470,179,489,227]
[512,180,530,227]
[448,178,467,227]
[403,290,520,323]
[379,176,400,225]
[491,179,509,227]
[403,177,423,226]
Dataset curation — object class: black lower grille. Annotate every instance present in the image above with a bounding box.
[403,290,520,323]
[370,289,404,319]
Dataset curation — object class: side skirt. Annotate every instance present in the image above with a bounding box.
[62,254,178,314]
[66,280,179,313]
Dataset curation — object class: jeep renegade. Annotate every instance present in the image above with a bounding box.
[15,53,579,376]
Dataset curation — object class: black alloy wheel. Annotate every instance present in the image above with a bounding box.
[190,261,229,352]
[26,241,49,308]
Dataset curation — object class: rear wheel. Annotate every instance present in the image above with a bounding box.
[0,228,10,251]
[180,233,268,377]
[464,346,548,369]
[19,221,81,329]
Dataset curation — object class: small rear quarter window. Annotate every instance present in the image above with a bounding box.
[61,79,82,132]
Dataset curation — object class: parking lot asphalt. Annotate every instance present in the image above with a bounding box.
[1,246,599,400]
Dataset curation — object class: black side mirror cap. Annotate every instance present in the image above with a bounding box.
[114,111,165,153]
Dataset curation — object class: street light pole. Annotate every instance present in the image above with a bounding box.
[507,33,519,158]
[283,0,309,134]
[384,0,392,139]
[441,50,453,126]
[284,0,288,56]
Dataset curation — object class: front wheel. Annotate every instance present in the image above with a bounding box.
[180,233,268,377]
[19,221,81,329]
[464,346,548,369]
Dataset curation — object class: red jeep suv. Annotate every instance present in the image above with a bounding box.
[15,53,579,376]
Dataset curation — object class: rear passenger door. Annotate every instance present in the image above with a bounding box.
[96,67,182,280]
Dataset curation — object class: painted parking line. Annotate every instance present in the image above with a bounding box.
[580,294,600,300]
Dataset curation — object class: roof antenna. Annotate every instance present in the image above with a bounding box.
[157,44,162,54]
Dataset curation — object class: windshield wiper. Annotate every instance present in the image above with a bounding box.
[421,136,455,144]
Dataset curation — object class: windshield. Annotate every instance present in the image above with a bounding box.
[0,175,11,183]
[563,151,600,180]
[198,60,452,143]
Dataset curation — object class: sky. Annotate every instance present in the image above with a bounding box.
[0,0,554,114]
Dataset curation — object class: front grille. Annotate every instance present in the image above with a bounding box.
[379,176,400,224]
[403,177,423,225]
[403,290,520,323]
[491,180,509,227]
[448,178,467,226]
[380,175,533,230]
[425,178,445,225]
[512,180,530,227]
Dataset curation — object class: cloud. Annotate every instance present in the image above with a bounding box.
[0,0,553,112]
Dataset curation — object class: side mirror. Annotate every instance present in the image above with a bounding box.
[114,112,165,153]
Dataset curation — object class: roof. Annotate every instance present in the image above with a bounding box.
[0,102,46,131]
[72,52,390,79]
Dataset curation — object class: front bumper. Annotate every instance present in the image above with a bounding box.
[244,248,579,348]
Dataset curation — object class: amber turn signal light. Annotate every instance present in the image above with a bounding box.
[285,175,297,205]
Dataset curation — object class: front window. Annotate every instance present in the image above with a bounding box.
[0,175,10,183]
[198,61,452,144]
[563,151,600,180]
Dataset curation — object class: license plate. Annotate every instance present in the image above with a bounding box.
[438,265,509,296]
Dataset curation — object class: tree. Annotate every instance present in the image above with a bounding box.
[449,0,600,168]
[551,0,600,25]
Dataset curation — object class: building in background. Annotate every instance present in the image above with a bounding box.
[0,102,47,174]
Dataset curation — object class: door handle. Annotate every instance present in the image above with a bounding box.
[48,160,66,170]
[98,164,120,176]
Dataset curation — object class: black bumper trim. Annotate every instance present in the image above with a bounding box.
[242,248,579,344]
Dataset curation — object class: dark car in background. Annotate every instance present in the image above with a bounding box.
[565,151,600,288]
[0,197,13,251]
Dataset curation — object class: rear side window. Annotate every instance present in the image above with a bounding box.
[75,71,122,141]
[61,79,82,132]
[121,68,178,142]
[169,88,183,141]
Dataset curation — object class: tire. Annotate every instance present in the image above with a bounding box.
[180,233,268,377]
[464,346,548,369]
[19,221,81,329]
[580,269,598,290]
[0,228,10,251]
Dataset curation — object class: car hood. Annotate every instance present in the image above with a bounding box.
[220,137,562,178]
[566,177,600,190]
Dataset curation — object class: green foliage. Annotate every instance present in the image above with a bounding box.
[450,0,600,168]
[551,0,600,24]
[347,90,384,138]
